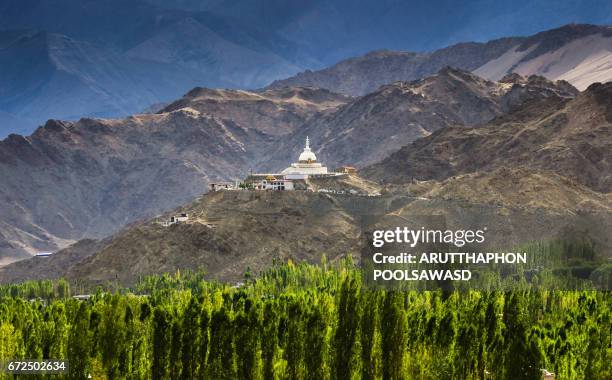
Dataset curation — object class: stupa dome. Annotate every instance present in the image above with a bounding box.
[280,136,328,176]
[298,137,317,162]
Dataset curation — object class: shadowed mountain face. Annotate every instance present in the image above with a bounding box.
[4,0,611,65]
[191,0,612,65]
[0,30,200,132]
[269,24,612,95]
[0,2,303,137]
[0,114,264,263]
[362,82,612,193]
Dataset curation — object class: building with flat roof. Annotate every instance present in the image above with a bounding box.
[335,166,357,174]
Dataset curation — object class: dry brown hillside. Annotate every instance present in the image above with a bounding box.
[2,174,610,285]
[160,86,351,136]
[363,82,612,193]
[0,87,348,263]
[264,69,578,170]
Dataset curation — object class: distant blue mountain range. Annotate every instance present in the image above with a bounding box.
[1,0,611,136]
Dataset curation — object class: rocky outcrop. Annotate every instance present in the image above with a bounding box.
[363,82,612,193]
[264,69,578,170]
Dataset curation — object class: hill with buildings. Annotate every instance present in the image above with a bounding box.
[3,78,610,284]
[1,76,611,282]
[0,87,347,264]
[0,70,608,274]
[1,171,610,284]
[0,70,595,265]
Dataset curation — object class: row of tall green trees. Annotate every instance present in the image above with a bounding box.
[0,259,610,379]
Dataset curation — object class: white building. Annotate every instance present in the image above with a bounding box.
[281,137,328,177]
[245,136,337,190]
[160,213,189,227]
[255,175,294,191]
[174,213,189,222]
[209,182,235,191]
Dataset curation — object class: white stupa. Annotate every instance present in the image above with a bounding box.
[281,137,328,177]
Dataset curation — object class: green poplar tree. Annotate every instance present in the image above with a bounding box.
[170,318,183,377]
[120,305,135,376]
[285,298,306,379]
[261,301,279,380]
[207,308,236,379]
[152,308,172,380]
[234,300,261,380]
[382,291,407,380]
[68,302,91,378]
[334,277,361,379]
[100,296,124,378]
[503,292,543,380]
[50,303,69,358]
[198,304,211,378]
[361,291,380,380]
[181,298,201,379]
[305,303,329,380]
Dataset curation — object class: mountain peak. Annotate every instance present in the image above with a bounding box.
[499,73,579,96]
[584,80,612,94]
[436,66,485,82]
[580,81,612,121]
[42,119,71,132]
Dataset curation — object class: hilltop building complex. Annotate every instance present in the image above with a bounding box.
[280,136,329,178]
[208,137,356,192]
[245,137,341,190]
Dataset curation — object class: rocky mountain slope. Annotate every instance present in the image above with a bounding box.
[363,81,612,193]
[403,167,612,214]
[0,87,346,263]
[1,80,610,283]
[160,86,350,136]
[263,69,578,170]
[2,173,609,284]
[0,70,602,268]
[0,70,584,263]
[269,24,612,94]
